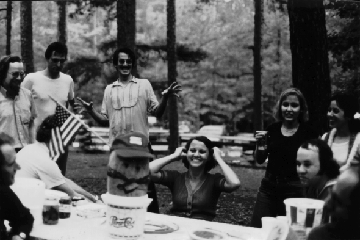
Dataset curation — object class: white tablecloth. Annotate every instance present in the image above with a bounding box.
[30,211,267,240]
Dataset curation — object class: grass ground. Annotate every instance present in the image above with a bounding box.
[67,151,265,226]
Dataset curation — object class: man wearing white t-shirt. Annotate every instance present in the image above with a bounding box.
[22,42,75,176]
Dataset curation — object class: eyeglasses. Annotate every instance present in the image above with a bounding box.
[9,71,26,79]
[118,59,132,65]
[50,58,66,64]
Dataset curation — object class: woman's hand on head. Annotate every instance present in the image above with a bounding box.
[172,147,186,159]
[213,147,223,159]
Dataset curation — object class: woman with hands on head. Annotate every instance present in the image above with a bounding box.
[150,136,240,221]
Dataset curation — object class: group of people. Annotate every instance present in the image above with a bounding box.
[251,88,360,239]
[0,40,360,240]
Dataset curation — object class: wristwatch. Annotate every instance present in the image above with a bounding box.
[18,232,26,239]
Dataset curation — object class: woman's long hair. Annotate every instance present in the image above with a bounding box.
[182,136,218,173]
[274,87,309,123]
[329,93,360,133]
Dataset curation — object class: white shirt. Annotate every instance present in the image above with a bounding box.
[22,70,74,131]
[332,141,349,166]
[16,142,66,189]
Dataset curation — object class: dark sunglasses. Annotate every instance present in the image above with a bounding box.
[118,59,132,65]
[9,71,26,79]
[51,58,66,64]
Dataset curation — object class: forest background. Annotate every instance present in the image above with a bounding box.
[0,0,359,135]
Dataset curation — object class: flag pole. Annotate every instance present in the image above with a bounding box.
[48,95,109,146]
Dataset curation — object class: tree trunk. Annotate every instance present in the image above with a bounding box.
[117,0,137,76]
[253,0,264,131]
[167,0,179,153]
[6,1,12,55]
[288,0,331,133]
[57,1,67,45]
[20,1,34,73]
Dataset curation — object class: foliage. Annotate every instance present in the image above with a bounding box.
[325,0,360,95]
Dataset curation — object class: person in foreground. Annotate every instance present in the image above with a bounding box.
[150,136,241,221]
[15,116,96,202]
[251,88,318,228]
[322,93,360,171]
[307,165,360,240]
[297,139,340,200]
[0,133,34,240]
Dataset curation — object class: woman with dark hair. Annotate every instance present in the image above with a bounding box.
[322,93,360,170]
[250,87,319,228]
[150,136,240,221]
[297,139,340,200]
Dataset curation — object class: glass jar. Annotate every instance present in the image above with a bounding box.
[59,196,71,219]
[43,196,59,225]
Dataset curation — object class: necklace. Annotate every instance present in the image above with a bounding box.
[281,125,298,136]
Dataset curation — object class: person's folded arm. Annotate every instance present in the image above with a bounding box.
[2,187,34,239]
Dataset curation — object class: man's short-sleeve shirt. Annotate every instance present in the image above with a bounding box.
[101,77,159,143]
[0,87,37,148]
[16,142,66,189]
[22,71,74,131]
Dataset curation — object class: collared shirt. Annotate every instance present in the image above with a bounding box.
[0,87,37,148]
[16,142,66,189]
[101,77,159,144]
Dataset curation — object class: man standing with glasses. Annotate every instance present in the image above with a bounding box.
[22,42,75,175]
[76,47,181,213]
[0,55,36,153]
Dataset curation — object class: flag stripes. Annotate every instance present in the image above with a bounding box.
[49,103,83,161]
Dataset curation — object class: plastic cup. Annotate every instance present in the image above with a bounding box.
[101,193,152,240]
[255,131,268,150]
[284,198,325,240]
[261,217,277,233]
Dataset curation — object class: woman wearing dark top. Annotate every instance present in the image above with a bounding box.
[0,133,34,240]
[150,136,241,221]
[250,88,318,228]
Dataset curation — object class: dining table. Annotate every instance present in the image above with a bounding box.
[30,209,269,240]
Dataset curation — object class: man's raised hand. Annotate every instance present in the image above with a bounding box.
[162,82,182,98]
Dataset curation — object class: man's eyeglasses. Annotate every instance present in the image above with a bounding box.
[118,59,132,65]
[50,58,66,64]
[9,71,26,79]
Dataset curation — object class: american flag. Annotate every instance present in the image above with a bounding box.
[49,104,83,161]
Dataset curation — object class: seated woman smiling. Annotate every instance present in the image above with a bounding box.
[150,136,241,221]
[296,139,340,200]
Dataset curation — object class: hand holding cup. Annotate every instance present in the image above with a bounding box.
[255,131,267,151]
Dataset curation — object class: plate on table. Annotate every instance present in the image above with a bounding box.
[144,220,179,234]
[188,228,227,240]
